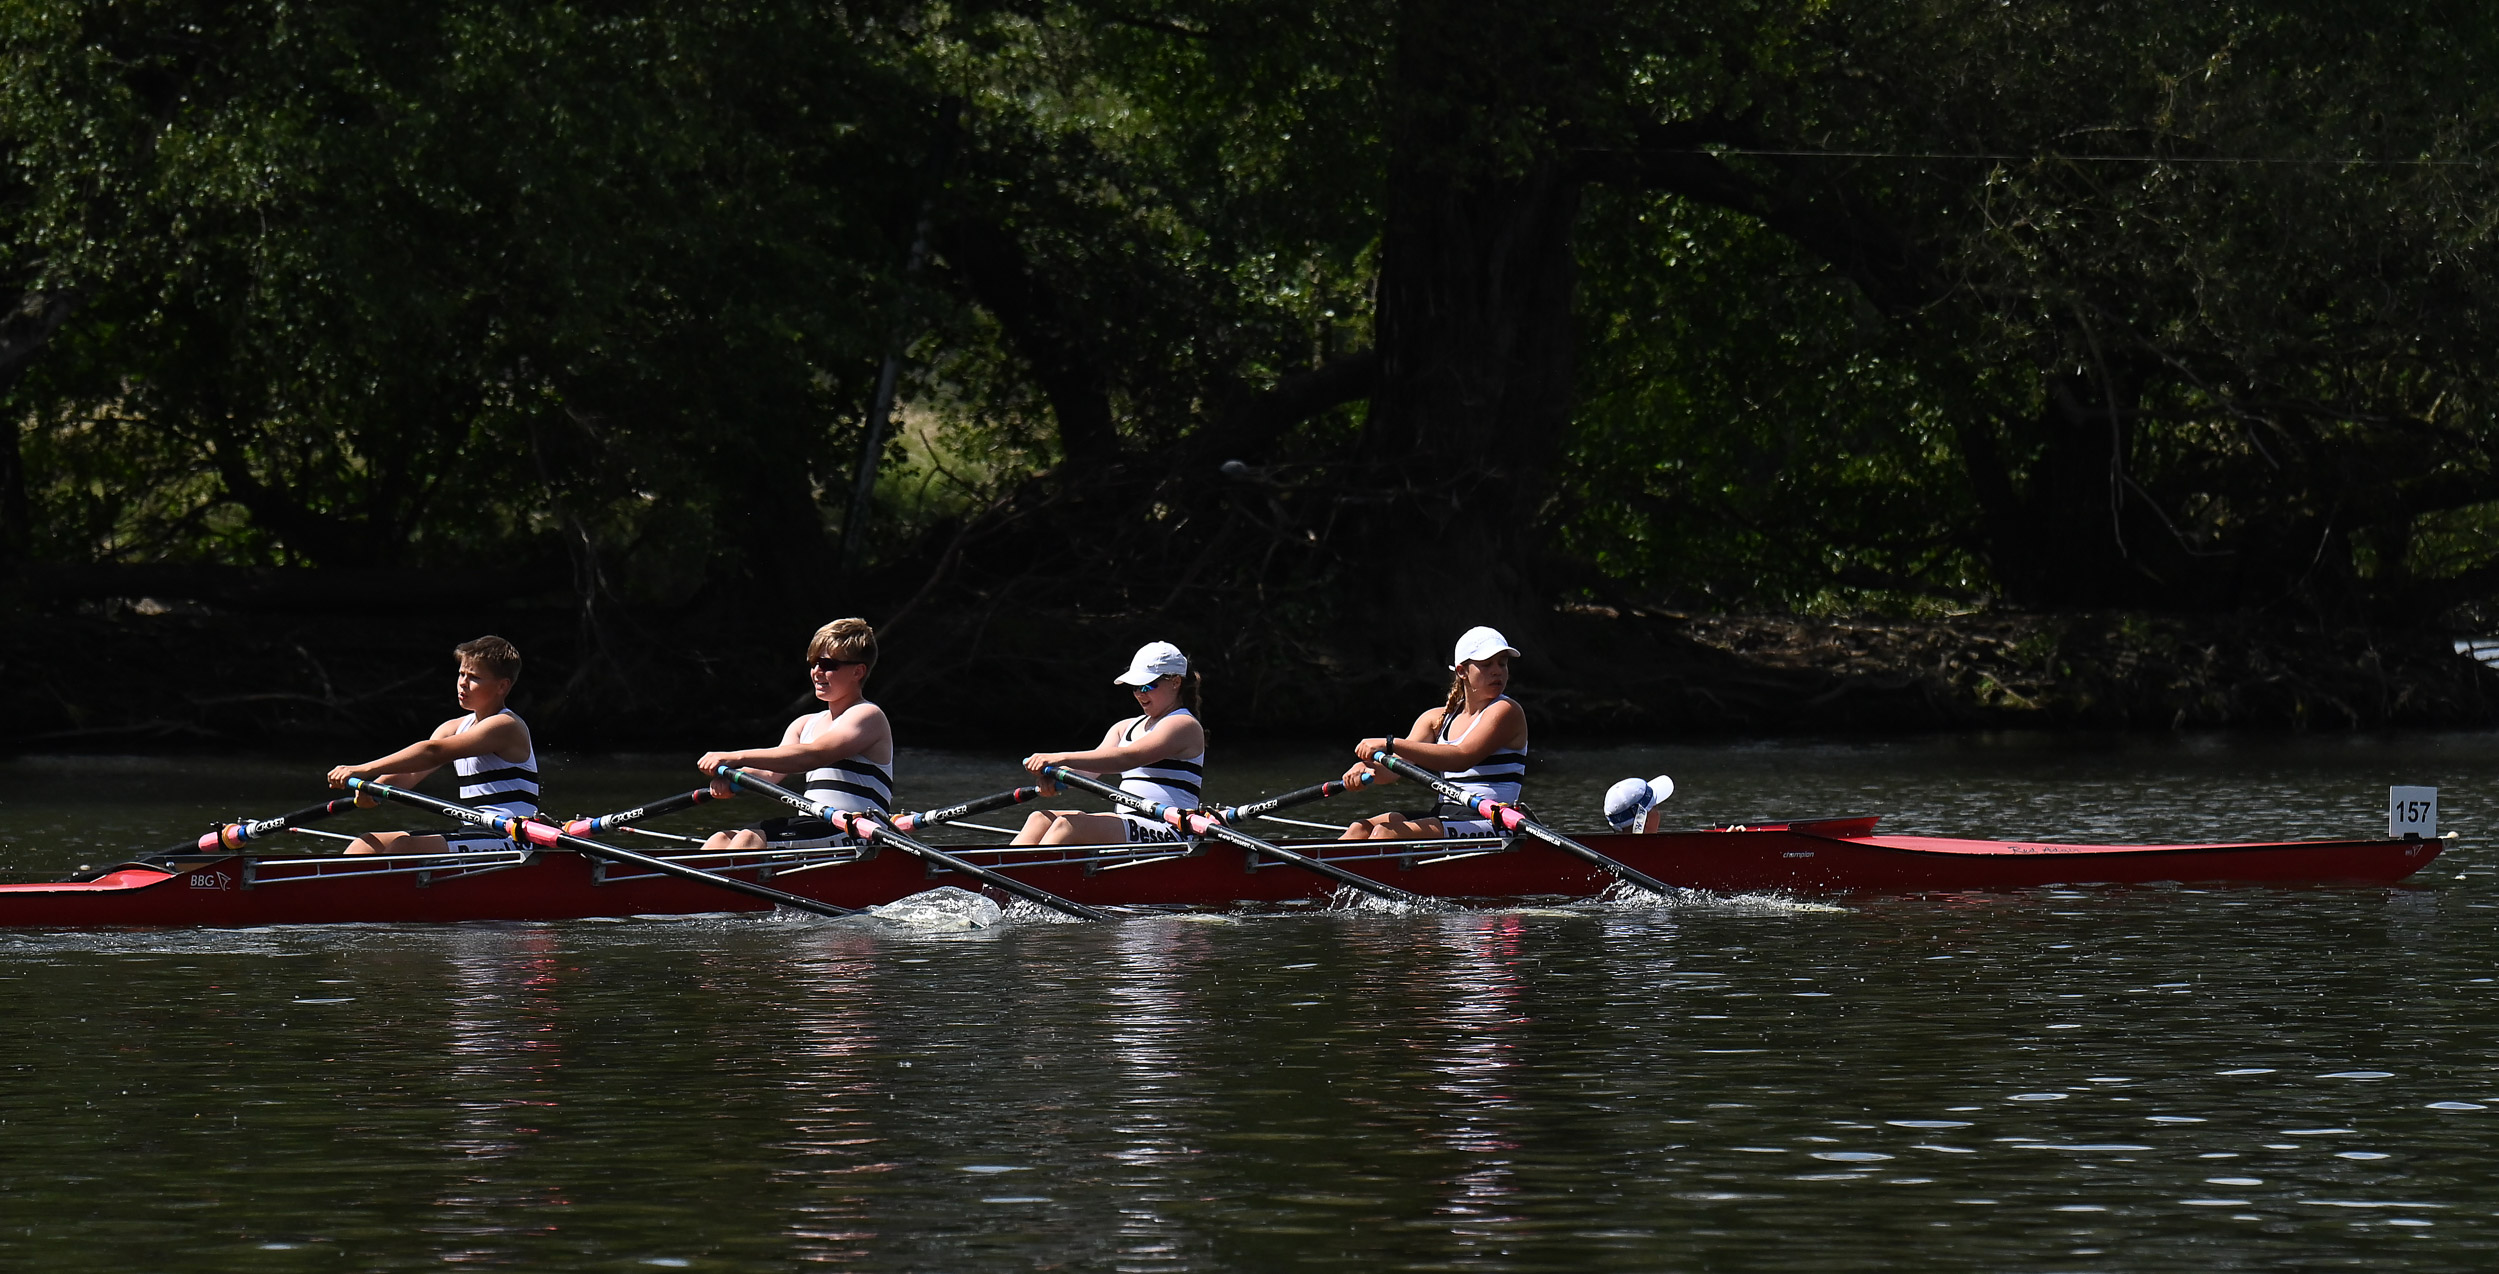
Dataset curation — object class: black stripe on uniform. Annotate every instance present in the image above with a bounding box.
[805,778,894,809]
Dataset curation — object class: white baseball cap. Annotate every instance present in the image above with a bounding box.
[1450,625,1520,668]
[1602,774,1675,831]
[1113,641,1190,687]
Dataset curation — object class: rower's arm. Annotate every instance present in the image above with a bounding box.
[1379,699,1523,772]
[335,716,518,789]
[1045,715,1204,770]
[697,715,837,785]
[1343,708,1448,784]
[727,710,886,774]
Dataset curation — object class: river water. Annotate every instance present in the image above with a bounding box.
[0,733,2495,1271]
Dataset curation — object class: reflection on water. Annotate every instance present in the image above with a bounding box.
[776,939,885,1265]
[1430,915,1527,1243]
[432,931,570,1256]
[0,734,2496,1268]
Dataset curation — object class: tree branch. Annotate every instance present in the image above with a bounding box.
[936,218,1120,463]
[1193,347,1381,464]
[1596,121,1941,316]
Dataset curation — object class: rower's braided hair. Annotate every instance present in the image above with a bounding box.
[1442,668,1469,721]
[1177,670,1203,714]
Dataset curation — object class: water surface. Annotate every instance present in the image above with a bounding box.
[0,734,2494,1270]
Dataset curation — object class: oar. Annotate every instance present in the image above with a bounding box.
[891,785,1044,833]
[1214,772,1375,823]
[346,778,860,919]
[713,768,1116,923]
[1040,766,1423,905]
[1366,751,1680,897]
[156,791,379,857]
[557,784,731,838]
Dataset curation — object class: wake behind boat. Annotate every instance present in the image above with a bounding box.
[0,811,2448,929]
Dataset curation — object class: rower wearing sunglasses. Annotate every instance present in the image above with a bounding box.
[693,618,894,851]
[1013,641,1207,847]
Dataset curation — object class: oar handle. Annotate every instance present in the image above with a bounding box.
[348,778,858,919]
[1216,771,1374,823]
[1042,766,1422,905]
[892,785,1044,833]
[169,790,378,855]
[560,785,728,838]
[714,767,1116,922]
[1367,751,1679,896]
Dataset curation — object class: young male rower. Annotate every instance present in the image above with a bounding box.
[325,636,537,855]
[693,618,893,851]
[1339,626,1529,842]
[1602,775,1675,834]
[1013,641,1207,846]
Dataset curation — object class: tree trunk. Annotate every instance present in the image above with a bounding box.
[1358,46,1583,655]
[0,291,79,564]
[1962,367,2176,609]
[0,414,25,564]
[940,219,1119,463]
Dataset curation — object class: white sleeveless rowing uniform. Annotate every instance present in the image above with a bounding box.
[759,708,893,847]
[800,710,895,815]
[453,709,539,820]
[1113,708,1203,843]
[1432,696,1525,836]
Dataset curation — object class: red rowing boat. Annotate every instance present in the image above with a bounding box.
[0,816,2447,928]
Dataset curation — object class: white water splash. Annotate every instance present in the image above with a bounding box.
[998,896,1092,925]
[870,886,1005,930]
[1326,885,1436,915]
[1593,879,1849,915]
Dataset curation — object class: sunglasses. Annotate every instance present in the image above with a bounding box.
[809,657,864,673]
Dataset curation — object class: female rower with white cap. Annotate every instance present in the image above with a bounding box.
[1602,774,1676,834]
[1339,625,1530,842]
[1013,641,1209,846]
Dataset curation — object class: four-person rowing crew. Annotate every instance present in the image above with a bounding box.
[322,620,1659,870]
[24,624,2435,928]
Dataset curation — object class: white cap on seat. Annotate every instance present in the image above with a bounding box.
[1450,626,1520,668]
[1603,774,1675,831]
[1603,778,1655,830]
[1113,641,1190,687]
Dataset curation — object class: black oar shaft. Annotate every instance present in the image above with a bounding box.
[1217,772,1375,823]
[1041,767,1422,905]
[348,779,859,919]
[560,785,728,837]
[892,785,1044,833]
[163,792,376,856]
[1368,751,1680,897]
[716,768,1116,923]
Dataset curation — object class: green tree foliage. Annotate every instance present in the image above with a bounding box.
[5,0,2499,643]
[0,0,930,595]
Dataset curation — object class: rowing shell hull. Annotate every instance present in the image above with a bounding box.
[0,825,2447,929]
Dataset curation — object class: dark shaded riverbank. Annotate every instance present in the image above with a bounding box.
[5,566,2494,753]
